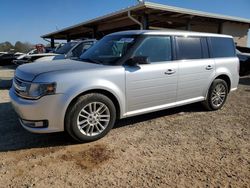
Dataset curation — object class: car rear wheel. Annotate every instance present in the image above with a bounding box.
[65,93,116,142]
[203,79,228,111]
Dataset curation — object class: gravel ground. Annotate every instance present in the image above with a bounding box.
[0,74,249,187]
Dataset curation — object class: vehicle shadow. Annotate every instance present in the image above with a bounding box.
[115,102,204,129]
[0,64,17,70]
[239,76,250,86]
[0,102,76,152]
[0,101,204,152]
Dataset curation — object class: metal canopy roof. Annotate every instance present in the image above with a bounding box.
[41,2,250,40]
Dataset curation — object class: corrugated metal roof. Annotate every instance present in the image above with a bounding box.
[41,2,250,38]
[145,2,250,24]
[41,3,145,38]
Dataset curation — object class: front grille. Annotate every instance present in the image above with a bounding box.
[13,77,29,97]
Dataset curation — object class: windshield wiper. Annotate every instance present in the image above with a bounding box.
[81,58,102,64]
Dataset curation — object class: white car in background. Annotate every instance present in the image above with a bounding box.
[34,39,97,62]
[13,49,57,65]
[0,52,8,55]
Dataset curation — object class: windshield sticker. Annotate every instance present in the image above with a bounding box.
[119,38,134,43]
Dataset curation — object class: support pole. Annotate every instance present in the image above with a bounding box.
[142,13,149,29]
[67,34,71,42]
[92,26,97,38]
[218,22,223,34]
[186,20,191,31]
[51,38,55,48]
[186,16,193,31]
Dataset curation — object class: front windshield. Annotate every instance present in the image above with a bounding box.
[80,35,138,65]
[55,41,77,54]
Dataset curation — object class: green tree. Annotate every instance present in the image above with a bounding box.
[0,41,14,52]
[14,41,33,53]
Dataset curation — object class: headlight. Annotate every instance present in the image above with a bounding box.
[27,83,56,99]
[14,79,56,99]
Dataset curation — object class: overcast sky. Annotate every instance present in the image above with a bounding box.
[0,0,249,46]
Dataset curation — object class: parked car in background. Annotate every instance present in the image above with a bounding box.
[0,53,15,65]
[14,52,25,57]
[10,30,239,142]
[13,48,58,65]
[34,39,97,62]
[0,52,8,55]
[236,49,250,76]
[0,51,23,65]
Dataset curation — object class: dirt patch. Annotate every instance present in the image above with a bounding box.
[60,144,114,170]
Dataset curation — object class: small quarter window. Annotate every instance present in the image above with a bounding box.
[134,36,172,62]
[210,37,236,58]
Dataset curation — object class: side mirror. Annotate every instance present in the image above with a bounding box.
[126,56,150,66]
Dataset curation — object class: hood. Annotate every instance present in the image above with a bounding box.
[29,53,57,57]
[15,59,103,81]
[17,53,57,60]
[17,54,28,60]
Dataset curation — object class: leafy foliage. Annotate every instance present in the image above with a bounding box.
[0,41,33,53]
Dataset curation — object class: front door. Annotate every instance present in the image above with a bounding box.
[125,36,178,116]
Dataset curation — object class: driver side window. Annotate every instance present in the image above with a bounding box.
[134,36,172,63]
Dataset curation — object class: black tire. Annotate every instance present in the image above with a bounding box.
[202,79,228,111]
[65,93,116,142]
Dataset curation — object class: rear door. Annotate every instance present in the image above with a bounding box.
[125,36,178,114]
[175,36,215,101]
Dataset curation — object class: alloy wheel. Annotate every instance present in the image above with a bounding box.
[77,102,110,136]
[211,83,226,107]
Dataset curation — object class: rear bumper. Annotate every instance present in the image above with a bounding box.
[9,88,65,133]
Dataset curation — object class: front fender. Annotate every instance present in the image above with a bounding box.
[62,78,126,118]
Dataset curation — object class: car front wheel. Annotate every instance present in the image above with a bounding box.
[65,93,116,142]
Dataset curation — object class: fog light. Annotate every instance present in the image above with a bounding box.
[20,119,48,128]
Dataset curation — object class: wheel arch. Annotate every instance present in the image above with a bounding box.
[205,74,232,100]
[64,89,121,126]
[214,74,231,92]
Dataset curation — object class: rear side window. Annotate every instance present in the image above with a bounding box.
[134,36,172,62]
[176,37,203,60]
[210,37,236,58]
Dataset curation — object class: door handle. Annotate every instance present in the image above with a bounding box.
[206,65,213,70]
[164,69,176,75]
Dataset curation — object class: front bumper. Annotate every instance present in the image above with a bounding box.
[13,59,30,65]
[9,88,65,133]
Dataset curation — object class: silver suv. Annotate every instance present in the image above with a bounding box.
[9,30,239,142]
